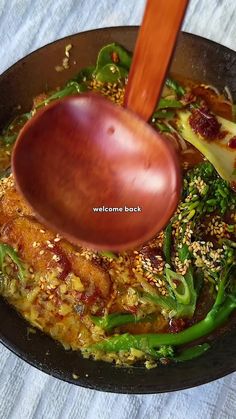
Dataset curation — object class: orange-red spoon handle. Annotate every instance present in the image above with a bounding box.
[124,0,189,121]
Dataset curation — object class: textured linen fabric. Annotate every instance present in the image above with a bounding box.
[0,0,236,418]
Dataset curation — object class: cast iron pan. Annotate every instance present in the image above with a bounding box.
[0,27,236,394]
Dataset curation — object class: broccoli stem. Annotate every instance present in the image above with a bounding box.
[86,297,235,353]
[86,270,236,354]
[91,312,155,331]
[174,343,210,362]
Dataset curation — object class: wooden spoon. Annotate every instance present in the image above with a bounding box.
[12,0,188,251]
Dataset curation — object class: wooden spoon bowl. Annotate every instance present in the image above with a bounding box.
[12,93,181,250]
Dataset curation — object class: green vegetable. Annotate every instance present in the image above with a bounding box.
[1,112,31,145]
[152,110,175,120]
[94,63,128,83]
[95,43,132,72]
[85,264,236,357]
[0,243,26,281]
[180,162,236,220]
[176,110,236,183]
[36,81,87,109]
[152,98,183,120]
[163,223,172,265]
[165,78,185,97]
[174,343,210,362]
[166,268,191,305]
[73,66,95,83]
[155,122,172,133]
[92,43,131,83]
[221,239,236,249]
[194,269,204,296]
[152,345,174,359]
[178,244,191,262]
[91,312,155,331]
[143,269,197,318]
[157,98,183,110]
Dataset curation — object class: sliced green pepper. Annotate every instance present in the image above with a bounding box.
[143,269,197,318]
[166,268,191,305]
[94,63,128,83]
[95,43,132,72]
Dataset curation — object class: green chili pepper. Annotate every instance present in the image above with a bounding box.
[91,312,155,331]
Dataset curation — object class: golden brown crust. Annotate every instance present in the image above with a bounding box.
[0,176,111,299]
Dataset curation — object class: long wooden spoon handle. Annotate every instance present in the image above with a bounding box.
[124,0,189,121]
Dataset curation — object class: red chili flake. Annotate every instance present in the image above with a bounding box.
[140,246,163,270]
[126,305,138,314]
[160,357,172,365]
[189,108,221,139]
[231,181,236,192]
[173,279,181,287]
[228,136,236,149]
[55,313,64,321]
[77,286,102,306]
[169,318,186,333]
[111,51,120,63]
[48,244,71,280]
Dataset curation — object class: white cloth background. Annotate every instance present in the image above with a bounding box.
[0,0,236,418]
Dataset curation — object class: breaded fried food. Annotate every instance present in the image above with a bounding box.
[0,175,112,348]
